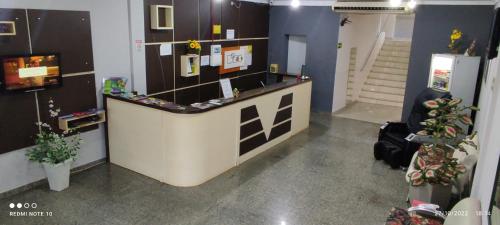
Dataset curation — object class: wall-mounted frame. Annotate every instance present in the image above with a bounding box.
[181,54,200,77]
[150,5,174,30]
[0,21,16,36]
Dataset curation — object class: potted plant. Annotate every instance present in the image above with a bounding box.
[448,28,463,54]
[27,99,82,191]
[186,40,201,55]
[408,98,477,209]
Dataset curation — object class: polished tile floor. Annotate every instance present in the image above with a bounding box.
[0,114,408,225]
[334,102,403,124]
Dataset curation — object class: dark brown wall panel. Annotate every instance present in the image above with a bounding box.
[144,0,173,43]
[174,0,199,41]
[234,73,266,92]
[153,92,174,102]
[174,44,199,88]
[175,86,199,105]
[221,0,239,39]
[239,39,268,74]
[38,74,98,134]
[0,9,30,55]
[239,2,269,38]
[146,45,175,94]
[28,10,94,74]
[0,93,38,154]
[199,0,222,40]
[199,42,220,83]
[199,82,219,102]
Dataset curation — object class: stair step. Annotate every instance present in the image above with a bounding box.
[384,40,412,48]
[371,66,408,76]
[376,55,411,64]
[365,79,406,88]
[374,61,408,70]
[359,90,404,103]
[357,97,404,107]
[369,72,407,82]
[362,85,405,95]
[379,50,410,58]
[381,45,411,53]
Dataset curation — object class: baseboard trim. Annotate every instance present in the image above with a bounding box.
[0,159,107,199]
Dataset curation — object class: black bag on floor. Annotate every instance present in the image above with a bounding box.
[374,88,452,169]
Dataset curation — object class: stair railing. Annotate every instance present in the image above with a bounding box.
[351,31,386,102]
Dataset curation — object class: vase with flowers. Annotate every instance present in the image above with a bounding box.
[408,98,477,209]
[448,28,463,54]
[26,99,82,191]
[186,40,201,55]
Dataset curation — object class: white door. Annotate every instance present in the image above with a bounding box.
[287,35,307,75]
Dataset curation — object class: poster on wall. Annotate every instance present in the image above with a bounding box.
[224,49,244,69]
[0,21,16,36]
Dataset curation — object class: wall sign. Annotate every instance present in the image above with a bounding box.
[0,21,16,36]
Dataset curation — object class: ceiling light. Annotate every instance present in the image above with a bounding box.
[389,0,402,7]
[291,0,300,8]
[407,0,417,9]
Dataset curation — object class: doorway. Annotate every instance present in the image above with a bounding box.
[333,14,415,124]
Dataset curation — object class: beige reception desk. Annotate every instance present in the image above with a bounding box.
[104,79,312,187]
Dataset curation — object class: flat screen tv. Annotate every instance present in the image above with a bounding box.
[0,53,62,93]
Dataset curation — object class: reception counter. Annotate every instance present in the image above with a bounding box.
[104,79,312,187]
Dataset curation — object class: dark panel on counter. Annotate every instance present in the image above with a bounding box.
[241,105,259,123]
[239,132,266,156]
[38,74,98,134]
[146,45,175,94]
[240,119,263,140]
[174,0,198,41]
[0,93,38,154]
[268,120,291,141]
[274,107,292,125]
[144,0,173,43]
[0,9,30,55]
[279,93,293,108]
[28,10,94,74]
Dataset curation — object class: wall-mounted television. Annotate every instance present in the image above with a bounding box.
[0,53,62,93]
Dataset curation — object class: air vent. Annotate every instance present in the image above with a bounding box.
[332,2,412,14]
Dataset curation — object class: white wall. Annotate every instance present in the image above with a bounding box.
[472,56,500,225]
[394,15,415,40]
[0,0,132,193]
[332,14,387,112]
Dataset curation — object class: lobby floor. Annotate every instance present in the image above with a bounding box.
[0,114,408,225]
[334,102,403,125]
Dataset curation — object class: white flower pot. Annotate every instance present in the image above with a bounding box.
[409,183,452,209]
[42,159,73,191]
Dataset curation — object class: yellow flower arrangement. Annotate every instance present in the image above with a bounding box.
[187,40,201,54]
[448,28,463,53]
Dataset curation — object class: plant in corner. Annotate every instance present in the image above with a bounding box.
[448,28,463,54]
[408,97,477,209]
[27,99,82,191]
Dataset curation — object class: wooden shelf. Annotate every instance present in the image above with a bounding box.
[181,54,200,77]
[58,110,106,131]
[150,5,173,30]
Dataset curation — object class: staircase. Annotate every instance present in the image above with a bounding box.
[347,39,411,107]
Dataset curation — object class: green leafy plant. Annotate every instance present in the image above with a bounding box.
[409,98,478,186]
[26,99,82,164]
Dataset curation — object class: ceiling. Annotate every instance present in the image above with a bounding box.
[264,0,498,6]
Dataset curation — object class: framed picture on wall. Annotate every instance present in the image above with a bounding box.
[0,21,16,36]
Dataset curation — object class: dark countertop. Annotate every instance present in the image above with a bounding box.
[104,79,311,114]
